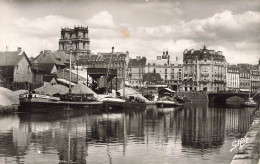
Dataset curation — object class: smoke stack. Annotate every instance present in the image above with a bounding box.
[166,50,168,56]
[163,51,165,56]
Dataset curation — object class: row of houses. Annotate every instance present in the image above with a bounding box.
[0,46,260,93]
[0,24,260,93]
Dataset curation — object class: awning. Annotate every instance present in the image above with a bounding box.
[165,88,175,93]
[239,89,250,92]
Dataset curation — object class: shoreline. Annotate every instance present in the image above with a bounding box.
[230,106,260,164]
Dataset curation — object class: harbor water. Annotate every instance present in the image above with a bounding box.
[0,102,258,164]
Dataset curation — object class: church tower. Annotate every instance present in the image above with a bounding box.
[59,26,90,56]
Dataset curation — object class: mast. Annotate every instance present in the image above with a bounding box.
[123,60,126,99]
[147,64,149,92]
[106,47,114,93]
[69,42,72,93]
[5,46,8,88]
[249,70,251,98]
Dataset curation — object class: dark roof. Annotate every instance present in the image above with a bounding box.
[183,46,226,62]
[56,51,72,65]
[31,63,56,74]
[34,50,65,66]
[0,51,30,66]
[239,67,250,74]
[129,57,146,67]
[43,75,57,82]
[228,66,240,70]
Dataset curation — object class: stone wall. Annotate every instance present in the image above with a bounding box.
[175,92,208,101]
[230,107,260,164]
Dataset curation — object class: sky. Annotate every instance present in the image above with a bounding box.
[0,0,259,64]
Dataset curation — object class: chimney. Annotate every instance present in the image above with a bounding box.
[17,47,22,53]
[166,50,168,56]
[163,51,165,56]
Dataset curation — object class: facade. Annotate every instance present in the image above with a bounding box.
[170,64,183,91]
[145,51,172,84]
[251,69,260,94]
[226,66,240,91]
[144,50,182,90]
[59,26,90,56]
[182,46,227,92]
[76,51,130,88]
[0,48,33,86]
[259,59,260,70]
[239,67,250,92]
[128,56,146,86]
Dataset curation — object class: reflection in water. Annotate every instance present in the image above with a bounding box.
[182,102,226,149]
[0,103,257,164]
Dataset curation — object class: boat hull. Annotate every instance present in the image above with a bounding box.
[156,101,176,108]
[102,100,125,111]
[19,97,103,113]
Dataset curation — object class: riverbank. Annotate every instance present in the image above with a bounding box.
[230,106,260,164]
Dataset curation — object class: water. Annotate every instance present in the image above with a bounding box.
[0,102,257,164]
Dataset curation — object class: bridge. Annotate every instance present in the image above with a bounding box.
[207,92,249,103]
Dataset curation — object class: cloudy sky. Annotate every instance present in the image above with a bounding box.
[0,0,259,64]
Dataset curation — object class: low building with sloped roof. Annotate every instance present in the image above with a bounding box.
[31,50,72,74]
[0,47,33,88]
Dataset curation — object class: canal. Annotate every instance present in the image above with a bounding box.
[0,102,258,164]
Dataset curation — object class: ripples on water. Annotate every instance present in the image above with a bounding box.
[0,102,258,164]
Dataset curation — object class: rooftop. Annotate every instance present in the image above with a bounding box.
[0,50,27,66]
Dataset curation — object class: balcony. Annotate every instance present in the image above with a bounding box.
[71,37,90,42]
[213,80,225,83]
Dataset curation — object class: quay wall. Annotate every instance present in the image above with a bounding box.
[175,92,208,102]
[230,106,260,164]
[0,105,18,114]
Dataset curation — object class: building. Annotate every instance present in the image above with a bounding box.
[128,56,146,86]
[0,47,33,89]
[145,51,172,85]
[251,69,260,94]
[226,66,240,91]
[170,64,183,91]
[32,50,70,74]
[59,26,90,56]
[76,50,130,88]
[239,67,250,92]
[182,45,227,92]
[258,59,260,70]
